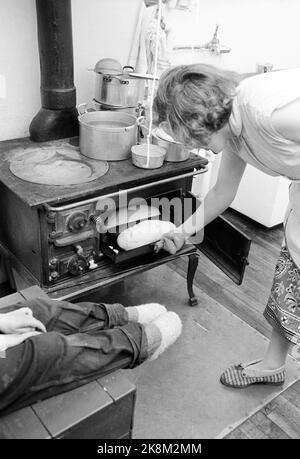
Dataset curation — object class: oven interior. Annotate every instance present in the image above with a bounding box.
[100,188,199,264]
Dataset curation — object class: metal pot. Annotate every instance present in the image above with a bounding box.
[94,66,146,108]
[78,104,144,161]
[139,126,190,162]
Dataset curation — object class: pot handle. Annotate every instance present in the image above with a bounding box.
[77,103,88,116]
[125,116,144,134]
[136,116,145,126]
[123,65,134,72]
[103,74,129,85]
[135,116,145,143]
[125,116,145,132]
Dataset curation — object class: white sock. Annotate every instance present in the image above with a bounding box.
[126,303,167,325]
[145,311,182,361]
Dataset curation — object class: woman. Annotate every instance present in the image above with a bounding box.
[154,63,300,388]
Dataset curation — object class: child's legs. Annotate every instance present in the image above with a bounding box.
[0,298,129,334]
[0,321,147,415]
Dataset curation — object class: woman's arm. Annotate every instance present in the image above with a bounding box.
[156,148,246,254]
[179,148,246,237]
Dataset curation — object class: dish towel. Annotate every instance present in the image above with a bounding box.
[127,3,174,76]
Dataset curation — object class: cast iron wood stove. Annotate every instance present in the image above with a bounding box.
[0,0,251,302]
[0,137,251,303]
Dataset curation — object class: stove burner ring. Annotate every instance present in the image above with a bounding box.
[8,145,109,186]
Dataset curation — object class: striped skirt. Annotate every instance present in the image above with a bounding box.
[264,246,300,345]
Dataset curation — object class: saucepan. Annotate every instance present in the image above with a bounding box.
[77,103,144,161]
[90,58,158,108]
[138,124,190,162]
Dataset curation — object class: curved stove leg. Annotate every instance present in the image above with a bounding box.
[187,254,199,306]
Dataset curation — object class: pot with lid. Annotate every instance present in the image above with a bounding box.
[91,58,157,108]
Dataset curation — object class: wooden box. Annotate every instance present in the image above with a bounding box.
[0,370,136,439]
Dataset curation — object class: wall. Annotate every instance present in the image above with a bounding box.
[1,0,300,141]
[0,0,141,141]
[169,0,300,72]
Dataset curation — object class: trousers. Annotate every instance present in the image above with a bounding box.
[0,297,148,415]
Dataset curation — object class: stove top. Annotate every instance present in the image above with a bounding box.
[0,137,208,208]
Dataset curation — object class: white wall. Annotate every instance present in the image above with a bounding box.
[1,0,300,141]
[0,0,40,140]
[72,0,141,107]
[0,0,141,141]
[169,0,300,72]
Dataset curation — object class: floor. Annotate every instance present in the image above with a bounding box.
[170,209,300,439]
[1,208,300,438]
[85,208,300,439]
[111,265,300,439]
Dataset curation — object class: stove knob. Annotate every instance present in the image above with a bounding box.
[49,258,59,270]
[50,271,59,281]
[67,212,88,232]
[67,254,87,276]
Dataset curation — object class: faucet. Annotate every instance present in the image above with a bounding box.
[205,24,220,54]
[203,24,231,54]
[174,24,231,55]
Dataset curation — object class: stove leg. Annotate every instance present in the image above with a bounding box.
[187,254,199,306]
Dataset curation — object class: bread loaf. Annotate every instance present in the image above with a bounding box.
[103,204,160,232]
[117,219,176,251]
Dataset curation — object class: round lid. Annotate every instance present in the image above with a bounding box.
[94,58,122,74]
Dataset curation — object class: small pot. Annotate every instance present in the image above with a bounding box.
[139,125,190,162]
[155,129,190,162]
[78,104,144,161]
[131,144,166,169]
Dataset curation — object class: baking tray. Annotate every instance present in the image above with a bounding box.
[100,217,164,264]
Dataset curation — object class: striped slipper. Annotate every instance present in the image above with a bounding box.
[220,359,285,388]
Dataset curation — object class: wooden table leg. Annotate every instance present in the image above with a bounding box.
[187,253,199,306]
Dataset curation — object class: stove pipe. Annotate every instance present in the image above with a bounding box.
[29,0,79,142]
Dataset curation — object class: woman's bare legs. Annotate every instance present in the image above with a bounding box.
[252,328,291,371]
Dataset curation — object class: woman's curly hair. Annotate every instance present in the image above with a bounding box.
[153,63,239,148]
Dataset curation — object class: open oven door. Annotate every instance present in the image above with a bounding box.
[195,215,251,285]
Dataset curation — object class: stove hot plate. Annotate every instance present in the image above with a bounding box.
[9,142,109,186]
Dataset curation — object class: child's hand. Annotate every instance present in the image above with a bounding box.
[0,308,46,334]
[0,331,42,352]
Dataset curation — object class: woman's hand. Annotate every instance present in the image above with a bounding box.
[0,308,46,335]
[154,231,187,255]
[0,331,42,352]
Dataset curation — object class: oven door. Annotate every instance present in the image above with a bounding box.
[196,214,251,285]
